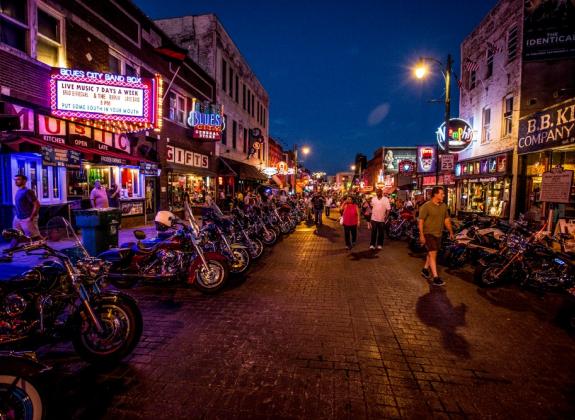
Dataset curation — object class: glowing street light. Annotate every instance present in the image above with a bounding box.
[301,146,310,155]
[414,62,428,79]
[350,164,356,171]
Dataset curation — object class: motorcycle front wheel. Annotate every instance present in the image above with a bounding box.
[230,248,250,274]
[474,263,507,287]
[73,294,143,365]
[195,259,229,294]
[248,238,264,259]
[262,229,277,246]
[0,374,44,420]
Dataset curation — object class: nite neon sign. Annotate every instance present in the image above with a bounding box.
[49,68,161,133]
[187,98,225,140]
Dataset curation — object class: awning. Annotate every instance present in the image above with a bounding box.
[219,157,267,181]
[1,136,151,167]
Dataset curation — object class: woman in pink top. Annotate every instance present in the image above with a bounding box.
[340,195,360,250]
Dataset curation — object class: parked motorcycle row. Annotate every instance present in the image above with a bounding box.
[387,208,575,331]
[99,198,305,293]
[0,197,305,418]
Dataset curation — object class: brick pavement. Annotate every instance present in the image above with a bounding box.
[38,216,575,419]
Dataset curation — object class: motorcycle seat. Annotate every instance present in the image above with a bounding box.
[136,241,158,254]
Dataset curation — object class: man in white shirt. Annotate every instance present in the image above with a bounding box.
[370,188,391,250]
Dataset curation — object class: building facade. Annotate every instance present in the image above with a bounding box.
[0,0,218,229]
[155,14,269,196]
[459,0,575,221]
[458,0,522,219]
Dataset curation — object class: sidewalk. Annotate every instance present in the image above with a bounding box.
[0,223,157,280]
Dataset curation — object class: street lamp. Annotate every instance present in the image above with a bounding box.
[293,145,311,194]
[350,164,356,171]
[412,54,453,200]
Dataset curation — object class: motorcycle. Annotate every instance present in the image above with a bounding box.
[474,223,575,293]
[386,207,415,240]
[200,208,251,275]
[0,218,142,364]
[231,208,264,259]
[0,351,49,420]
[99,207,229,294]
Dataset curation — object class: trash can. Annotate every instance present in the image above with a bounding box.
[74,208,121,256]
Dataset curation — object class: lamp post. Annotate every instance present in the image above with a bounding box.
[414,54,453,200]
[293,145,310,194]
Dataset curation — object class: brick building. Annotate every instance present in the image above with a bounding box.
[0,0,218,229]
[457,0,522,219]
[459,0,575,220]
[155,14,269,196]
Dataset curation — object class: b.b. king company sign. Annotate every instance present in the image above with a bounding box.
[518,97,575,154]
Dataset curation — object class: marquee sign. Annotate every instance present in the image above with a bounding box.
[436,118,475,153]
[50,68,162,133]
[187,98,225,140]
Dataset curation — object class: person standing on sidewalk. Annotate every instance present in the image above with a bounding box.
[369,188,391,250]
[418,187,454,286]
[341,195,360,250]
[311,192,325,226]
[325,195,333,218]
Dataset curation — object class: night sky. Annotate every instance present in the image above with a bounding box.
[135,0,498,174]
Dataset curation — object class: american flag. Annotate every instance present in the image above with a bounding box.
[464,58,479,72]
[487,41,503,55]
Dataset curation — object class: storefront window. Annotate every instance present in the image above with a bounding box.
[167,172,213,211]
[460,178,510,217]
[67,168,88,198]
[121,167,141,197]
[88,166,111,189]
[42,167,49,199]
[29,161,37,195]
[52,167,59,198]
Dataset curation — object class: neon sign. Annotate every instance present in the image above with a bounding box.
[49,68,161,133]
[417,146,437,173]
[187,98,225,140]
[436,118,475,153]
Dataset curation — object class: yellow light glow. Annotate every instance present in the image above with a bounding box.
[414,64,428,79]
[350,165,356,171]
[301,146,310,155]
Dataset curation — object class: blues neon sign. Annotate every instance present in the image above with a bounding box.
[187,98,225,141]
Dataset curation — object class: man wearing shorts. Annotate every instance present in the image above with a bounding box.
[418,187,454,286]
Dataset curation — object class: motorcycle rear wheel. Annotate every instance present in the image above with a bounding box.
[73,295,143,365]
[195,260,228,294]
[0,374,44,420]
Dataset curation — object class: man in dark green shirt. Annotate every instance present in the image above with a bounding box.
[418,187,454,286]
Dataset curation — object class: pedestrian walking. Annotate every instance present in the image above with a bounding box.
[311,192,325,226]
[418,187,454,286]
[90,180,109,209]
[325,195,333,217]
[108,182,120,208]
[341,195,360,250]
[369,188,391,250]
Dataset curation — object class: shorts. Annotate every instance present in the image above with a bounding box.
[13,216,41,238]
[424,234,441,252]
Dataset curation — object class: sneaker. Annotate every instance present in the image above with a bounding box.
[421,268,431,279]
[432,277,445,286]
[369,245,375,250]
[377,245,383,250]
